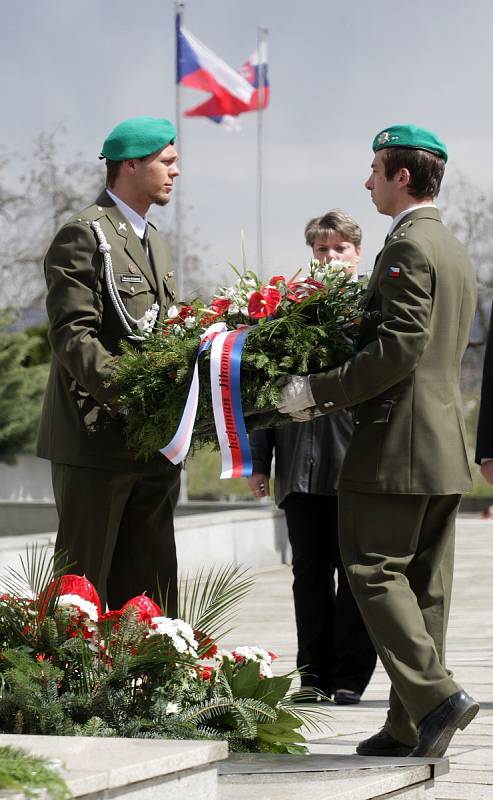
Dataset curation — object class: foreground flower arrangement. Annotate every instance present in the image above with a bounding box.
[0,548,323,753]
[111,260,367,460]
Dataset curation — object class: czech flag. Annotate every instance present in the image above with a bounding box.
[176,14,269,127]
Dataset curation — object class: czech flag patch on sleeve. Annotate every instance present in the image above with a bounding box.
[388,266,401,278]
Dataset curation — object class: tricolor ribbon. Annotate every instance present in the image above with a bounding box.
[159,322,227,464]
[210,327,253,478]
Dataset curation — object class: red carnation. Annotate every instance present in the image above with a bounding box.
[248,287,282,319]
[199,665,214,680]
[120,594,162,624]
[194,629,218,659]
[211,297,231,315]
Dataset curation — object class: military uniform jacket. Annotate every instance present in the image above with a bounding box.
[309,207,477,494]
[37,189,176,471]
[475,299,493,464]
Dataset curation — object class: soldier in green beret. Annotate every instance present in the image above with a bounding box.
[275,124,478,757]
[37,116,181,613]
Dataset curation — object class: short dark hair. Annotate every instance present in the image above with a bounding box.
[382,147,445,200]
[105,159,123,188]
[305,208,362,248]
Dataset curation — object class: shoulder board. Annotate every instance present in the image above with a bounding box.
[389,223,412,242]
[66,202,108,227]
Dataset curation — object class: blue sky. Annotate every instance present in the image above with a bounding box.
[3,0,493,290]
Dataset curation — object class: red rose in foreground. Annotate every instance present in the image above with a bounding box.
[248,287,282,319]
[121,594,162,623]
[211,297,231,315]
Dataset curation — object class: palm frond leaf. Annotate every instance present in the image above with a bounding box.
[178,563,254,643]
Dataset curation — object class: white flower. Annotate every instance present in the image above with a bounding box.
[147,616,198,657]
[233,645,273,678]
[215,648,235,663]
[166,702,179,715]
[227,303,239,314]
[184,316,196,329]
[240,306,250,317]
[174,619,198,645]
[167,305,179,319]
[58,594,99,622]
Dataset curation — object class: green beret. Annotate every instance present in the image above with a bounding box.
[372,124,448,163]
[101,116,177,161]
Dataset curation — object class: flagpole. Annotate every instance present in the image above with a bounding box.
[175,0,185,301]
[174,0,189,505]
[256,26,268,278]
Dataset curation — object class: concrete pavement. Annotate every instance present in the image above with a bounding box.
[221,514,493,800]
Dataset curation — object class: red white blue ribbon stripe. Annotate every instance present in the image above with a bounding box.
[160,323,254,478]
[210,327,253,479]
[159,322,227,464]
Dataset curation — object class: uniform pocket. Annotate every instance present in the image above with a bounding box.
[117,280,155,318]
[353,399,394,426]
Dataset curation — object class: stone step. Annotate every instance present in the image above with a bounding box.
[0,734,228,800]
[218,751,448,800]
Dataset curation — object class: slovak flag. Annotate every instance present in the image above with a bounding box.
[176,14,269,127]
[238,41,270,113]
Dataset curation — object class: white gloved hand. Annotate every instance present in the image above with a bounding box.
[276,375,315,415]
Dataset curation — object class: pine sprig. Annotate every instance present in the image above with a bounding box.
[110,267,367,459]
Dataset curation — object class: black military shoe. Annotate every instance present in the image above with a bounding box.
[412,690,479,758]
[356,728,414,756]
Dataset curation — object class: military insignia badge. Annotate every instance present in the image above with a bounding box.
[378,131,391,144]
[118,222,127,232]
[388,266,401,278]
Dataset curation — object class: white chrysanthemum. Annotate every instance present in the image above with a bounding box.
[166,702,179,715]
[233,645,273,677]
[149,616,175,636]
[58,594,99,622]
[174,619,197,643]
[184,316,196,329]
[167,305,179,318]
[215,648,234,663]
[233,646,256,661]
[148,617,198,657]
[171,635,187,654]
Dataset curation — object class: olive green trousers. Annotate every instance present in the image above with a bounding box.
[52,460,181,613]
[338,490,461,745]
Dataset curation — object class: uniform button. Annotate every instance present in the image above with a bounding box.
[308,458,315,465]
[97,206,103,211]
[130,286,135,294]
[323,401,334,408]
